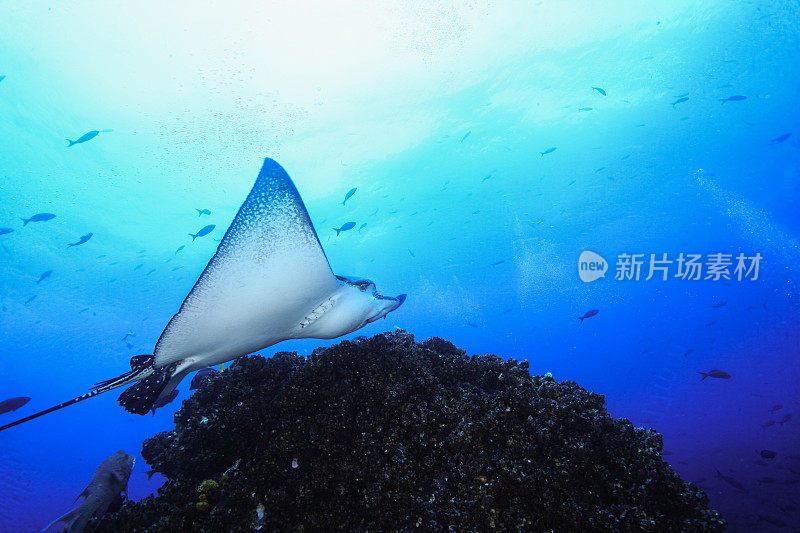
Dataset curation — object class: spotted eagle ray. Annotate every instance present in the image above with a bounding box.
[0,158,406,430]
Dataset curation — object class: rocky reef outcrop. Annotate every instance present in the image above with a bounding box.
[98,330,725,532]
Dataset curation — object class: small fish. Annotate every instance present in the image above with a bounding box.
[133,264,143,271]
[42,450,134,533]
[779,413,792,425]
[196,208,211,217]
[578,107,592,111]
[715,469,745,491]
[698,369,731,380]
[175,245,185,254]
[121,332,135,341]
[0,227,13,235]
[20,213,55,226]
[408,249,415,258]
[144,469,157,481]
[672,97,689,108]
[0,397,30,415]
[68,233,93,247]
[591,86,606,96]
[460,131,471,143]
[705,321,716,326]
[711,301,726,308]
[150,389,179,415]
[189,368,216,390]
[0,75,5,83]
[769,404,783,413]
[25,295,37,304]
[342,187,357,206]
[358,223,367,232]
[66,130,101,147]
[540,147,557,156]
[760,450,777,459]
[333,222,356,236]
[594,167,606,173]
[717,83,733,89]
[189,224,215,241]
[466,322,479,328]
[578,309,599,323]
[768,133,791,145]
[368,208,379,216]
[567,179,576,186]
[491,260,504,266]
[684,349,694,356]
[760,421,775,429]
[36,270,53,284]
[673,92,689,98]
[720,95,747,104]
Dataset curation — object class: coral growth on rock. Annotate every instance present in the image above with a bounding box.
[98,330,725,531]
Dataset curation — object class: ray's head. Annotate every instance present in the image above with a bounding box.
[304,275,405,337]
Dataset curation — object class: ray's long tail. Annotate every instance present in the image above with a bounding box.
[0,355,157,432]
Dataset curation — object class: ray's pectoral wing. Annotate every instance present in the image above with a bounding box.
[154,158,339,366]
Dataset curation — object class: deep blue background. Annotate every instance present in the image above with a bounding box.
[1,2,798,531]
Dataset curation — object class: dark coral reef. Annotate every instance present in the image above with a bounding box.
[98,330,725,532]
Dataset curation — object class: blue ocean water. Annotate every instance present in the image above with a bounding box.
[1,1,799,531]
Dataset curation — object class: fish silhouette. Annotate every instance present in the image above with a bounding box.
[342,187,357,206]
[68,233,93,247]
[21,213,55,225]
[334,222,356,236]
[189,224,215,241]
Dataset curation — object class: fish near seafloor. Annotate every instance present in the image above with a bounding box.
[189,224,215,241]
[43,450,134,533]
[189,368,216,390]
[151,389,179,415]
[0,396,30,415]
[698,369,731,380]
[0,157,406,431]
[715,469,745,491]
